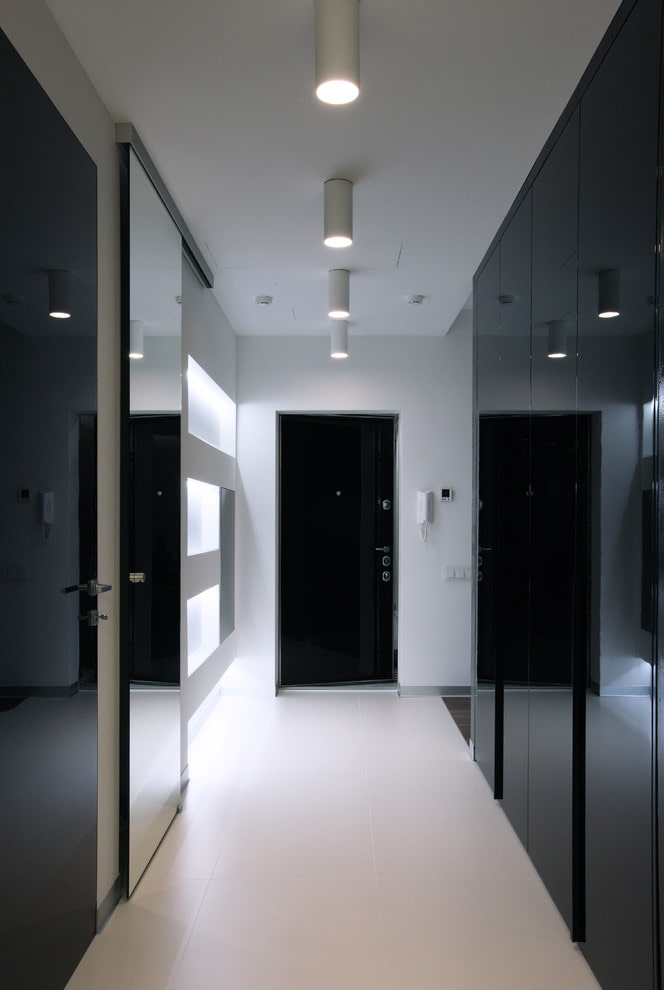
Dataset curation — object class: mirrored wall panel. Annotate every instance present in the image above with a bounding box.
[125,147,182,894]
[0,28,99,989]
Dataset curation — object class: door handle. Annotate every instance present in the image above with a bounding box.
[374,546,391,553]
[62,578,113,595]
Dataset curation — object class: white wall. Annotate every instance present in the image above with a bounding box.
[232,311,473,696]
[1,0,122,913]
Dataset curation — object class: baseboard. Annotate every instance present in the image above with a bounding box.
[589,681,651,697]
[398,685,471,697]
[96,873,122,932]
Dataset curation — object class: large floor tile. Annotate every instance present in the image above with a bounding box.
[167,876,387,990]
[367,770,537,879]
[378,876,601,990]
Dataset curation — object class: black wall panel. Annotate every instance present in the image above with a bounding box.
[473,0,662,985]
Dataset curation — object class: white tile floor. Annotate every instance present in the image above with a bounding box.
[66,692,602,990]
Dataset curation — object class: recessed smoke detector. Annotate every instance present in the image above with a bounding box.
[255,295,273,307]
[407,294,424,306]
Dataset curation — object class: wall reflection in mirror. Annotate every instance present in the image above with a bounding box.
[474,1,659,985]
[0,27,99,988]
[126,148,182,894]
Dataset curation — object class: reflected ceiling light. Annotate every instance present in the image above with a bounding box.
[129,320,144,359]
[547,320,567,359]
[598,269,620,318]
[324,178,353,247]
[330,320,349,358]
[328,268,350,318]
[315,0,360,105]
[48,269,71,319]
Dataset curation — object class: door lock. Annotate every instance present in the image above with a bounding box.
[382,555,391,566]
[78,610,108,626]
[382,570,391,582]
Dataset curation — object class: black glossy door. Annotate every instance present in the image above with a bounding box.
[280,415,395,686]
[577,0,660,984]
[0,29,98,990]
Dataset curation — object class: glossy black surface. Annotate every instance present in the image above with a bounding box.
[129,416,181,685]
[576,0,660,983]
[474,0,661,981]
[0,28,98,989]
[279,415,395,686]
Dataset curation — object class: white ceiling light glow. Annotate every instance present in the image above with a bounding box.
[314,0,360,105]
[330,320,349,358]
[598,269,620,318]
[48,269,71,319]
[129,319,144,359]
[328,268,350,319]
[547,320,567,359]
[324,178,353,247]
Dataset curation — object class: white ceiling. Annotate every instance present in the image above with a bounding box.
[44,0,621,339]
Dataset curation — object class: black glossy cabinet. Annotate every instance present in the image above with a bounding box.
[473,0,662,986]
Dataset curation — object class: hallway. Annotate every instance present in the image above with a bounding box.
[66,693,600,989]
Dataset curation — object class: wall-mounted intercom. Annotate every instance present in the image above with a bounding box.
[417,490,433,524]
[417,490,433,542]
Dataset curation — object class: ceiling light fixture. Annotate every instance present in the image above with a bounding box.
[330,320,349,358]
[547,320,567,359]
[314,0,360,105]
[129,320,144,359]
[48,269,71,319]
[598,269,620,318]
[328,268,350,319]
[324,178,353,247]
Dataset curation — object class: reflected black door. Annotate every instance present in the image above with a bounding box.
[0,29,98,990]
[280,415,395,686]
[129,416,180,685]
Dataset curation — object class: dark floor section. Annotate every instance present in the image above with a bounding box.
[443,696,471,745]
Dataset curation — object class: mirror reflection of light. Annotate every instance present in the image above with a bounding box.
[642,398,654,458]
[187,355,236,456]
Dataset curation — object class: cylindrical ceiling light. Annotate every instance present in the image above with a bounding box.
[598,269,620,318]
[48,269,71,319]
[547,320,567,359]
[330,320,349,358]
[314,0,359,105]
[324,178,353,247]
[129,319,144,359]
[328,268,350,319]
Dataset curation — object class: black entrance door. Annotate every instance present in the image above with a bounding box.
[279,415,395,686]
[0,29,99,990]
